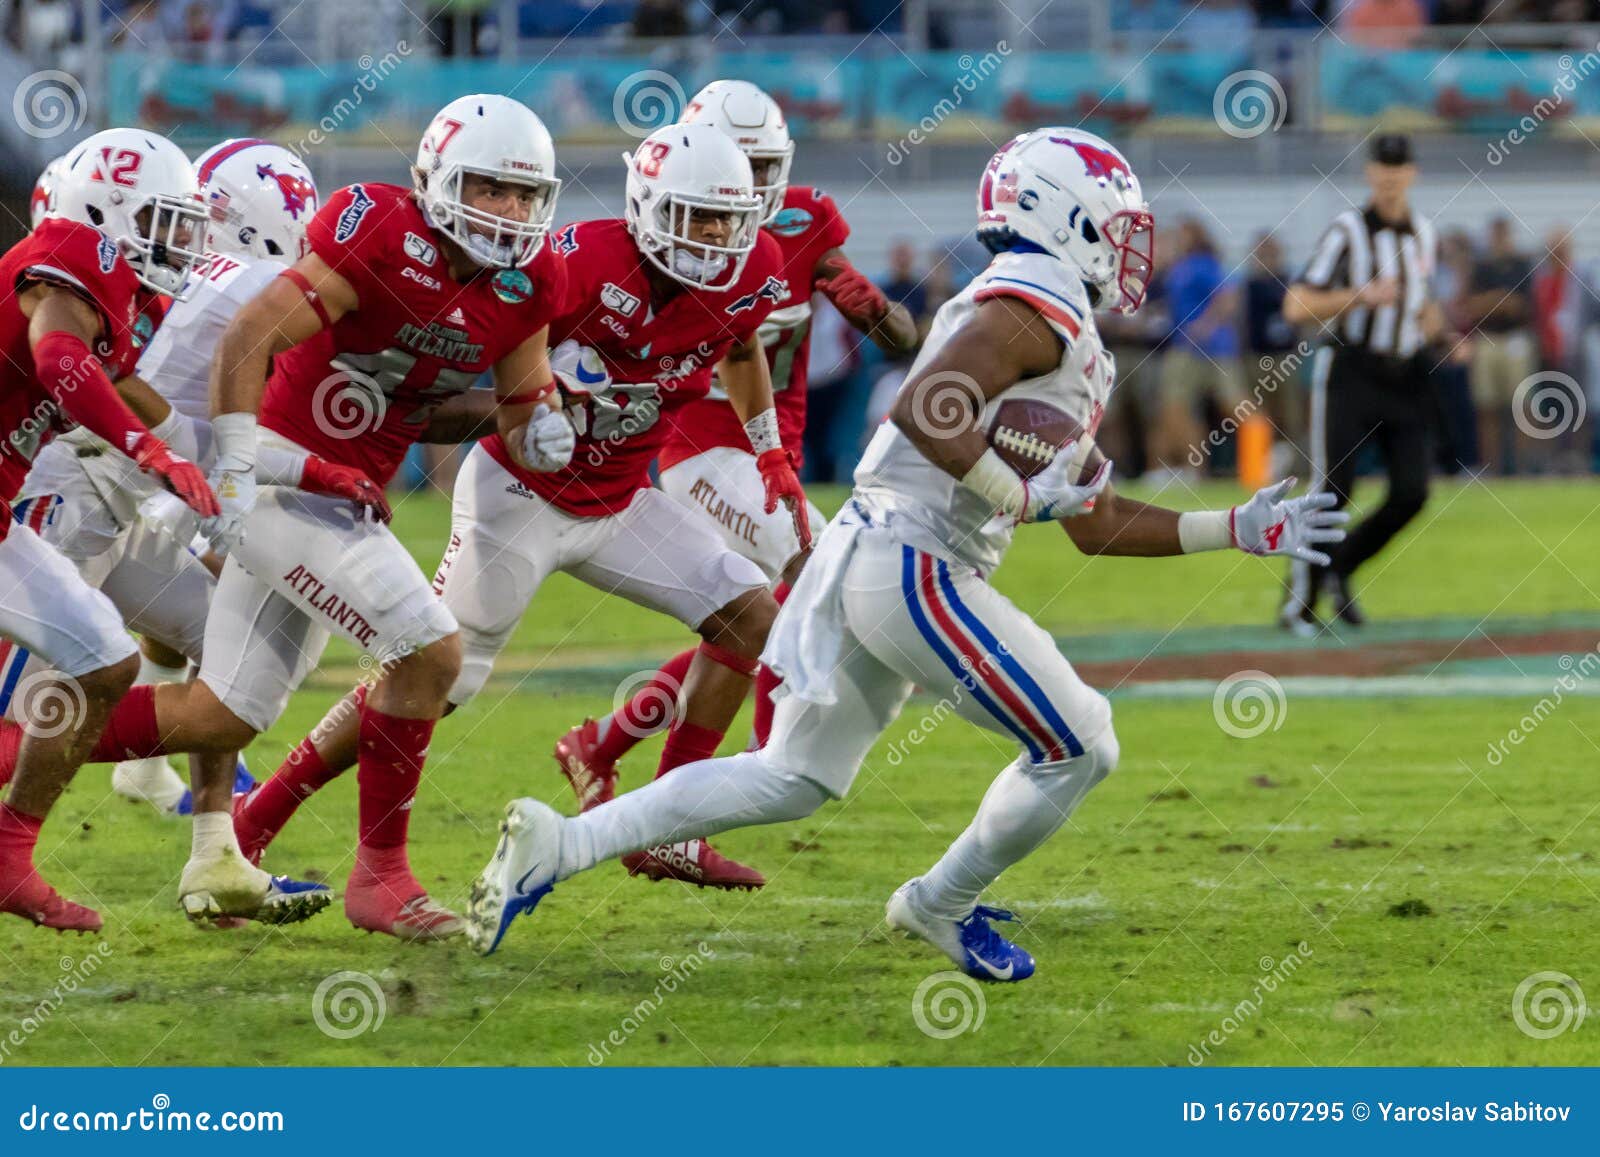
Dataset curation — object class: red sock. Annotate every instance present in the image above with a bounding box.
[655,721,724,780]
[750,582,791,750]
[594,648,696,763]
[355,703,435,853]
[240,737,345,844]
[88,684,164,763]
[0,720,22,788]
[0,802,41,867]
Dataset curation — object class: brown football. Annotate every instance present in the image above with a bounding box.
[988,398,1104,482]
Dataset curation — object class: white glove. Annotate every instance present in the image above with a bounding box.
[202,468,256,555]
[520,403,576,473]
[1230,477,1349,566]
[1018,446,1113,523]
[548,340,610,394]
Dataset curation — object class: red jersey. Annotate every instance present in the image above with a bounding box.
[484,219,786,517]
[261,182,567,487]
[0,218,153,500]
[658,186,848,473]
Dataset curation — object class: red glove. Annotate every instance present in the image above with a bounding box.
[816,256,888,324]
[300,456,392,524]
[756,447,812,551]
[130,434,219,519]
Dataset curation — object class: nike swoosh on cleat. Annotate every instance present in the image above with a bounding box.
[514,862,547,896]
[968,953,1014,981]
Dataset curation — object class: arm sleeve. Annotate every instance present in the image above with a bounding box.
[34,331,152,456]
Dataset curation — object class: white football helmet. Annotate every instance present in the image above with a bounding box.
[195,138,319,261]
[681,79,793,225]
[624,121,763,292]
[30,154,65,231]
[52,128,208,298]
[976,128,1154,314]
[413,94,561,269]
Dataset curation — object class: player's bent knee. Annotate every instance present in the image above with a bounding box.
[702,588,778,657]
[80,652,140,701]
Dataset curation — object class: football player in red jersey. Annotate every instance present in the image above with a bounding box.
[236,120,809,891]
[556,80,918,833]
[28,96,575,938]
[0,128,218,932]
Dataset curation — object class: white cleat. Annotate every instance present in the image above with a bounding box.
[178,847,271,924]
[112,757,188,815]
[465,798,564,957]
[886,878,1036,983]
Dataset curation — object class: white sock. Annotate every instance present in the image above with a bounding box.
[191,810,243,860]
[558,750,826,881]
[917,734,1120,921]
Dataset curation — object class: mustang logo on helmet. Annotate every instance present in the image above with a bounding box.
[257,163,315,220]
[1052,137,1132,185]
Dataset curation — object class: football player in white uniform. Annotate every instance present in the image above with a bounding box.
[465,129,1348,974]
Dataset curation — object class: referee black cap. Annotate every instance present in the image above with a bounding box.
[1370,133,1414,166]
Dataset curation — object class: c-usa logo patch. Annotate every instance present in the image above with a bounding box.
[334,184,375,244]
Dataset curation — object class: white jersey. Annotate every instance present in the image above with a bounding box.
[853,250,1114,573]
[46,251,284,512]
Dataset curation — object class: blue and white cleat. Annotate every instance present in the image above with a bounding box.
[255,875,334,925]
[465,798,564,957]
[886,878,1036,982]
[171,756,256,817]
[180,849,332,927]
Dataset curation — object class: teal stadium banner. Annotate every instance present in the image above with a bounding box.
[107,46,1600,149]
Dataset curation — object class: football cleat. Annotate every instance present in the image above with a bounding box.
[621,839,765,890]
[886,878,1036,982]
[0,871,102,933]
[345,880,464,942]
[179,847,330,926]
[112,756,188,814]
[465,797,564,956]
[553,718,618,812]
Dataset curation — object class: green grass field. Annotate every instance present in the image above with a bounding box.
[3,477,1598,1067]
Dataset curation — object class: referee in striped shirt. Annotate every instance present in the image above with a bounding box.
[1279,134,1461,635]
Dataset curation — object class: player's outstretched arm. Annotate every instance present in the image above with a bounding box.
[22,285,217,518]
[492,326,573,473]
[205,253,358,549]
[719,332,812,547]
[815,250,918,355]
[1064,477,1349,565]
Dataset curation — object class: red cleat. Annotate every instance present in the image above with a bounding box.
[554,718,618,812]
[344,861,463,942]
[0,869,102,933]
[621,839,765,890]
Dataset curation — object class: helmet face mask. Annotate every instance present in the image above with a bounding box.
[413,94,562,270]
[129,197,210,296]
[625,122,763,292]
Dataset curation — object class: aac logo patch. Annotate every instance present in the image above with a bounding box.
[403,232,438,266]
[492,268,533,304]
[726,275,790,315]
[96,231,118,274]
[770,207,813,237]
[334,184,375,244]
[600,282,640,317]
